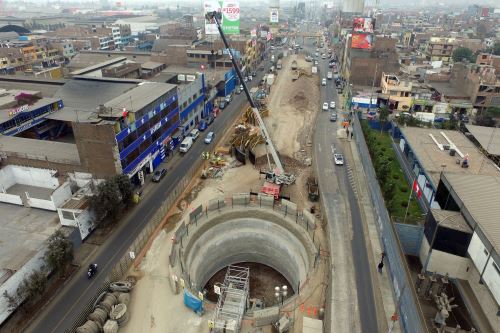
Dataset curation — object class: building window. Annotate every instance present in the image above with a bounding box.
[61,210,74,220]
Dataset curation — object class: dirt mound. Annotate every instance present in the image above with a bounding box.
[290,90,308,109]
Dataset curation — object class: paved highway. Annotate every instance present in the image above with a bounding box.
[26,65,268,333]
[304,33,378,331]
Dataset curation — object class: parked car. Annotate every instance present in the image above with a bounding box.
[334,153,344,165]
[204,131,215,144]
[179,137,193,153]
[330,101,336,109]
[219,101,227,109]
[206,115,215,125]
[198,120,208,131]
[235,87,241,94]
[330,113,337,122]
[189,128,200,140]
[240,84,244,90]
[225,95,232,104]
[152,168,167,182]
[248,75,253,81]
[251,71,257,77]
[321,54,327,59]
[322,102,329,111]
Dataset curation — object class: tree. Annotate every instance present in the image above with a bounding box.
[379,106,389,133]
[3,291,19,311]
[45,230,73,274]
[452,47,475,63]
[16,270,47,304]
[493,42,500,56]
[113,174,133,205]
[90,180,123,225]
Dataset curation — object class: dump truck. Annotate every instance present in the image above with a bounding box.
[291,60,298,70]
[307,176,319,202]
[276,59,282,70]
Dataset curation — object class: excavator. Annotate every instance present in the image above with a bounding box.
[205,11,295,198]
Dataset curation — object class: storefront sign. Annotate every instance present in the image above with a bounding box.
[8,104,29,117]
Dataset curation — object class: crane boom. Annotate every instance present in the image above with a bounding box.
[206,11,285,176]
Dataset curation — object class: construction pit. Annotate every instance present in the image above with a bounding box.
[121,53,328,333]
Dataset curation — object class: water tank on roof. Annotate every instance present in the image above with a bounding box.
[18,36,29,41]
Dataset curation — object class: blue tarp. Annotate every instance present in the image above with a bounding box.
[183,289,203,314]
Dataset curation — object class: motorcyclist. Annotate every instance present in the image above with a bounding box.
[87,263,98,278]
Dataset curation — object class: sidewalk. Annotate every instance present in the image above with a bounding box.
[338,94,401,332]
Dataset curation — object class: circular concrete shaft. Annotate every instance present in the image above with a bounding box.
[181,208,316,292]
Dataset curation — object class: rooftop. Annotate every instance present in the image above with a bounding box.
[0,76,65,97]
[0,95,61,123]
[465,124,500,156]
[431,209,472,234]
[103,82,176,116]
[400,127,500,186]
[427,82,468,99]
[0,135,80,165]
[0,203,58,271]
[67,52,151,71]
[443,173,500,254]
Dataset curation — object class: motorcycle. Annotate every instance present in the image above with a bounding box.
[87,263,98,279]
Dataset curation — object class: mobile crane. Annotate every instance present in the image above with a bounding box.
[205,11,295,190]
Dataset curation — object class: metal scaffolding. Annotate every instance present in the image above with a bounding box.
[211,265,250,333]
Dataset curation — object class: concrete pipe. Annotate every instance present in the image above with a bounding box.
[103,320,119,333]
[87,307,108,326]
[117,292,130,305]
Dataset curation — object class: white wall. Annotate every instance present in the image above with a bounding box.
[51,182,72,208]
[482,258,500,306]
[420,234,472,279]
[0,193,23,206]
[76,209,95,240]
[58,208,76,227]
[69,172,93,188]
[467,267,500,331]
[0,165,58,189]
[0,167,16,192]
[27,193,56,211]
[468,232,490,273]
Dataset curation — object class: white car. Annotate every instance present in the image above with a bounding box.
[334,153,344,165]
[321,54,327,59]
[321,78,327,86]
[322,102,329,111]
[330,101,336,109]
[204,131,214,144]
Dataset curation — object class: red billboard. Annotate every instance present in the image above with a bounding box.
[351,33,374,49]
[353,17,375,33]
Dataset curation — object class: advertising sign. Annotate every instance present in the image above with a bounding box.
[204,0,240,35]
[351,33,373,49]
[353,17,375,33]
[204,0,220,35]
[270,8,279,23]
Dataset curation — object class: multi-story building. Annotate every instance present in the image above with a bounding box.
[450,62,499,112]
[380,72,414,111]
[424,37,455,64]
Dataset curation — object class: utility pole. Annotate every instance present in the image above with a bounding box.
[370,63,378,111]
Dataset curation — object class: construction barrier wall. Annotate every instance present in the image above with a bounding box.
[352,115,428,333]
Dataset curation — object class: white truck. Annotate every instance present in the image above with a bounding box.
[327,71,333,80]
[179,136,193,153]
[311,66,318,74]
[266,74,275,86]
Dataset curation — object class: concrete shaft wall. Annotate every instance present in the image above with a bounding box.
[181,209,316,292]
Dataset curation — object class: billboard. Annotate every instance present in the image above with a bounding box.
[351,33,373,49]
[353,17,374,33]
[270,8,279,23]
[204,0,240,35]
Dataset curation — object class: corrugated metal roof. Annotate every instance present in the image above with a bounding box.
[465,124,500,156]
[430,209,472,233]
[445,173,500,253]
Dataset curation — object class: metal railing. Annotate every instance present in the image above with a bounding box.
[352,115,428,333]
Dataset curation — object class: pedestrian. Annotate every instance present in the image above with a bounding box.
[378,261,384,273]
[346,128,350,138]
[351,132,354,139]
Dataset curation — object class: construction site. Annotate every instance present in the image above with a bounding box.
[115,50,327,333]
